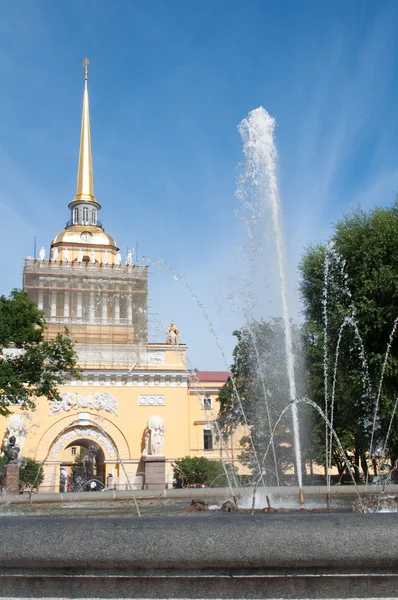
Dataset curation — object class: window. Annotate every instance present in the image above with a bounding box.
[71,447,77,456]
[203,429,213,451]
[73,207,79,224]
[202,395,212,409]
[92,209,97,225]
[82,207,89,223]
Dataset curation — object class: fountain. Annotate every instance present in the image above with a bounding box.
[1,103,398,599]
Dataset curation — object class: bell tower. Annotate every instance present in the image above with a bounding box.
[23,60,148,368]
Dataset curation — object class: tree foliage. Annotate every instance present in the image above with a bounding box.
[300,202,398,477]
[172,456,237,487]
[217,318,311,483]
[0,289,79,416]
[19,458,44,492]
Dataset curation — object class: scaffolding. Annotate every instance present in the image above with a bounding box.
[23,259,148,370]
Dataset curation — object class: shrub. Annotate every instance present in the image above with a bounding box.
[172,456,237,487]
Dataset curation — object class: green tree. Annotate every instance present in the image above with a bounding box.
[19,458,44,493]
[300,202,398,479]
[172,456,237,487]
[0,289,79,416]
[217,318,310,484]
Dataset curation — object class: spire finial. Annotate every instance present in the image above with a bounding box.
[73,58,96,203]
[82,57,89,88]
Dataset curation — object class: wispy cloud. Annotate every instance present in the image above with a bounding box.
[285,6,397,272]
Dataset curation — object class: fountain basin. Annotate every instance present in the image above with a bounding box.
[0,512,397,598]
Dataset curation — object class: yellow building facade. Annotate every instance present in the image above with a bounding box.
[0,62,239,493]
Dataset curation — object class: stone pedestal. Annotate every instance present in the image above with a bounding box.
[143,456,166,490]
[2,463,20,495]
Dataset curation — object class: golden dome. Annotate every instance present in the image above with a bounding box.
[52,225,118,249]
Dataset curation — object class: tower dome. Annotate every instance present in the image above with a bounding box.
[51,58,119,264]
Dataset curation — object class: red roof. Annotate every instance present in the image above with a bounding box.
[193,371,230,383]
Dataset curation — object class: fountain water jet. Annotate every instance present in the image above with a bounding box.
[237,107,303,499]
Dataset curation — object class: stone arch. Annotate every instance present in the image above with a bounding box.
[35,413,131,462]
[49,425,117,459]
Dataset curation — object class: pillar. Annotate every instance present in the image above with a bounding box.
[102,293,108,323]
[114,294,120,324]
[64,291,70,318]
[77,292,83,318]
[90,291,95,323]
[50,284,57,318]
[127,294,132,323]
[38,289,44,311]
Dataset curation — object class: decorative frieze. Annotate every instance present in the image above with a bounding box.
[49,392,118,415]
[138,395,165,406]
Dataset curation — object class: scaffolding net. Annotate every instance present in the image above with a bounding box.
[23,259,148,370]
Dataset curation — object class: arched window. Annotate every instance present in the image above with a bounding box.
[92,209,97,225]
[73,207,79,224]
[82,207,89,223]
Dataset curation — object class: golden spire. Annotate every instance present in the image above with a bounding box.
[73,58,96,203]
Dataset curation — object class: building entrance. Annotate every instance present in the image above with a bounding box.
[60,439,106,492]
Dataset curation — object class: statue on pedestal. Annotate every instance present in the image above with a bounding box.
[77,249,83,263]
[3,436,20,464]
[143,416,166,456]
[39,247,45,261]
[102,250,108,265]
[126,250,133,266]
[51,247,58,262]
[115,251,122,265]
[166,321,179,345]
[90,249,96,264]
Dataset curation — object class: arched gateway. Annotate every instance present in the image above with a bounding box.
[35,414,131,493]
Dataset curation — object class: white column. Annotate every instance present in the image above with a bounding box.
[64,291,70,319]
[114,294,120,324]
[50,284,57,318]
[77,292,83,318]
[90,291,95,323]
[102,293,108,322]
[127,294,132,324]
[38,290,44,311]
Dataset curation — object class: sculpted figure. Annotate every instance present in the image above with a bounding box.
[63,248,70,263]
[115,251,122,265]
[93,392,118,414]
[143,416,165,456]
[126,250,133,266]
[3,436,20,464]
[49,392,76,414]
[77,249,84,263]
[90,248,96,264]
[166,320,179,345]
[51,247,58,262]
[76,393,95,410]
[4,415,28,455]
[102,250,108,265]
[39,247,45,261]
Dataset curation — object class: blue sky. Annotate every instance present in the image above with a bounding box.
[0,1,397,369]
